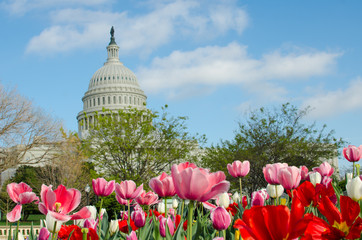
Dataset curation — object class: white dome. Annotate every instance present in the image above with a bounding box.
[77,27,147,137]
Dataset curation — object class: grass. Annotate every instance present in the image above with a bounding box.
[0,215,45,226]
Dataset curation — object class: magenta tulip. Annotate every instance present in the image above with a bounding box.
[171,162,230,202]
[92,178,115,197]
[300,165,309,181]
[135,191,158,206]
[251,191,265,207]
[149,172,176,198]
[263,163,288,185]
[115,180,143,200]
[159,216,175,237]
[343,145,362,162]
[210,207,231,231]
[38,184,91,222]
[227,160,250,178]
[6,204,22,222]
[278,166,301,190]
[126,231,138,240]
[312,161,334,177]
[131,208,146,228]
[7,182,38,204]
[38,227,50,240]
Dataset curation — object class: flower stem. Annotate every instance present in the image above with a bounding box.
[353,161,356,178]
[98,197,104,237]
[81,228,88,240]
[275,185,279,206]
[181,200,185,217]
[51,220,57,240]
[127,199,131,232]
[239,178,242,200]
[164,198,168,216]
[187,201,194,240]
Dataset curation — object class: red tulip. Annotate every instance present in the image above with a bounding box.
[343,145,362,162]
[171,162,230,202]
[135,191,158,206]
[227,160,250,178]
[58,224,99,240]
[312,161,334,177]
[211,207,231,231]
[38,184,91,222]
[149,172,176,198]
[92,178,115,197]
[263,163,288,185]
[115,180,143,200]
[278,166,301,190]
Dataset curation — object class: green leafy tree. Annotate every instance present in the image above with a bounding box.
[82,106,206,185]
[201,103,345,193]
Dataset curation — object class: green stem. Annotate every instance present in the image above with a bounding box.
[239,178,242,200]
[16,220,20,240]
[51,220,57,240]
[81,228,88,240]
[164,198,168,216]
[181,200,185,217]
[98,197,104,237]
[127,199,131,232]
[223,229,226,239]
[275,185,279,206]
[353,161,355,178]
[187,201,194,240]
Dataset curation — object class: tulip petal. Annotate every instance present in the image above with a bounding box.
[7,204,22,222]
[70,206,91,220]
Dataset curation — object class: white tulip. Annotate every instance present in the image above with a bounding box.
[87,205,98,220]
[17,232,24,240]
[109,220,119,235]
[266,184,284,198]
[46,213,63,233]
[346,173,353,183]
[232,192,240,203]
[158,202,165,214]
[172,199,178,209]
[218,192,230,208]
[346,176,362,201]
[309,172,322,186]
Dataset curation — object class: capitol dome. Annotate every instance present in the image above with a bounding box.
[77,27,147,137]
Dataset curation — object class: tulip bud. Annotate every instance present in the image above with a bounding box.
[309,172,322,186]
[159,216,175,237]
[157,202,165,214]
[131,209,146,228]
[120,211,128,220]
[172,199,178,209]
[218,192,230,208]
[126,231,138,240]
[210,207,231,231]
[38,227,50,240]
[109,220,119,235]
[232,192,240,203]
[346,176,362,201]
[46,213,63,233]
[266,184,284,198]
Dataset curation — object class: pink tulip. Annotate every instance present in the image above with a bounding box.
[38,184,91,222]
[159,216,175,237]
[92,178,115,197]
[115,180,143,200]
[126,231,138,240]
[38,227,50,240]
[120,211,128,220]
[6,204,22,222]
[149,172,176,197]
[343,145,362,162]
[210,207,231,231]
[7,182,38,204]
[251,191,266,207]
[83,218,98,230]
[263,163,288,185]
[321,176,332,187]
[213,238,224,240]
[135,191,159,206]
[227,160,250,178]
[313,161,334,177]
[131,208,146,228]
[278,166,301,190]
[171,162,230,202]
[300,166,309,181]
[116,195,129,205]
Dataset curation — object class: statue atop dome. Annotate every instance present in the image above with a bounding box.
[110,26,114,38]
[109,26,116,45]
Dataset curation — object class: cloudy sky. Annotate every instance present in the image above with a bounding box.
[1,0,361,171]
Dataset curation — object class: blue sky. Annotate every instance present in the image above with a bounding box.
[0,0,361,172]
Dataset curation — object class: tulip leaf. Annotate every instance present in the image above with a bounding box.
[100,211,110,240]
[172,219,185,240]
[139,215,154,240]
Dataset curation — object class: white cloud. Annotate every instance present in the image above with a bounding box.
[137,42,341,99]
[25,1,248,55]
[302,77,362,118]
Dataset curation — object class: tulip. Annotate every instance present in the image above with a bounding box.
[343,145,362,162]
[346,176,362,201]
[92,178,115,197]
[312,162,334,177]
[266,184,284,198]
[46,213,63,233]
[309,171,322,186]
[126,231,138,240]
[278,166,301,190]
[83,218,98,230]
[116,195,129,205]
[251,191,266,207]
[115,180,143,200]
[217,192,230,208]
[17,232,25,240]
[38,184,91,222]
[227,160,250,178]
[213,238,224,240]
[263,163,288,185]
[109,220,119,235]
[149,172,176,198]
[347,173,353,183]
[321,176,332,188]
[157,201,165,214]
[210,207,231,231]
[232,192,240,203]
[86,205,98,220]
[131,208,146,228]
[172,199,178,209]
[159,216,175,237]
[300,166,309,180]
[120,211,128,220]
[135,191,159,206]
[6,204,22,222]
[38,227,50,240]
[7,182,39,205]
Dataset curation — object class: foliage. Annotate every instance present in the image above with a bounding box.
[82,106,206,185]
[201,103,345,193]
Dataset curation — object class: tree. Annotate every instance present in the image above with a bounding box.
[0,84,61,180]
[82,106,206,185]
[201,103,345,193]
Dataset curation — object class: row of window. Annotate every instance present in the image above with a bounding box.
[85,95,144,108]
[92,75,136,84]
